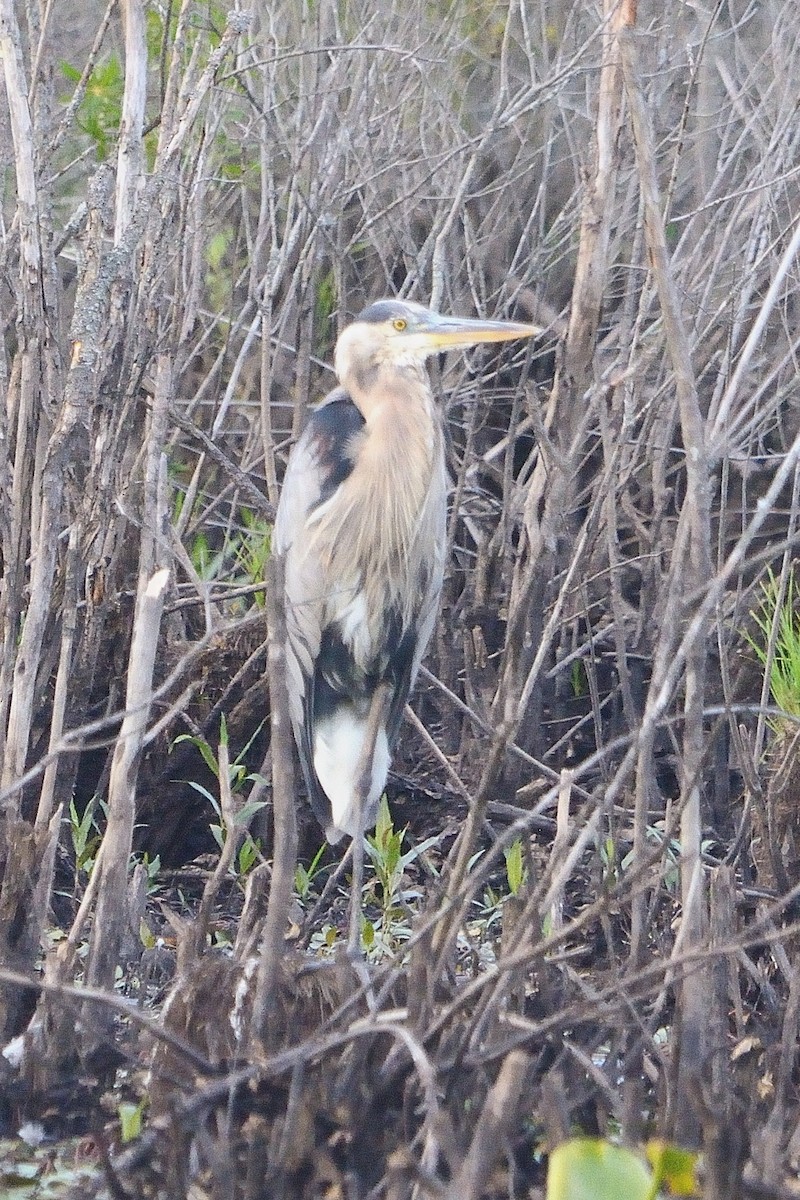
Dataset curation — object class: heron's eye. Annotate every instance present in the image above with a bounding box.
[392,318,407,332]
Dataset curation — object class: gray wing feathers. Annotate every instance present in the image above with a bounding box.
[274,426,325,734]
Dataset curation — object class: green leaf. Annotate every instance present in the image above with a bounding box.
[398,834,439,871]
[294,864,309,895]
[645,1140,698,1196]
[173,733,221,779]
[504,839,525,895]
[570,658,588,697]
[60,55,124,161]
[139,919,156,950]
[232,718,267,766]
[237,836,261,876]
[547,1139,656,1200]
[747,568,800,720]
[118,1101,145,1143]
[234,799,268,826]
[206,229,232,271]
[374,795,393,843]
[384,833,401,878]
[184,780,220,806]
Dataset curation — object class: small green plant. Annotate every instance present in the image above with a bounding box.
[308,923,339,956]
[205,796,263,881]
[620,823,690,894]
[184,510,270,607]
[365,798,405,900]
[189,530,227,582]
[749,568,800,721]
[233,509,271,606]
[68,796,104,884]
[236,834,261,877]
[60,57,124,161]
[604,824,695,895]
[173,717,267,881]
[599,833,619,888]
[361,798,437,960]
[472,840,528,934]
[476,879,505,930]
[294,843,328,906]
[132,851,162,895]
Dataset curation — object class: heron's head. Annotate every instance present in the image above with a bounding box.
[333,298,540,390]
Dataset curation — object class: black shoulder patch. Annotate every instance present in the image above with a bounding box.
[308,393,365,507]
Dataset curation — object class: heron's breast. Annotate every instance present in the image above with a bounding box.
[307,391,444,663]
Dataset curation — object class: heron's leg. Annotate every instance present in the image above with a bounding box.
[347,681,391,960]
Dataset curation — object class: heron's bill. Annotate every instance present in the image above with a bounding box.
[405,312,542,352]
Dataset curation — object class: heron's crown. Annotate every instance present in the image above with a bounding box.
[355,298,430,326]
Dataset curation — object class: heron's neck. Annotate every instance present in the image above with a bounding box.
[342,358,430,419]
[346,365,439,488]
[338,365,442,577]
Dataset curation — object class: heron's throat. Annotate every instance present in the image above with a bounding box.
[358,375,438,540]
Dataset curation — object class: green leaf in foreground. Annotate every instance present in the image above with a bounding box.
[547,1137,657,1200]
[646,1139,699,1196]
[118,1100,146,1144]
[504,838,526,895]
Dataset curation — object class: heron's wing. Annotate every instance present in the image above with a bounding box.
[274,387,364,555]
[274,388,366,820]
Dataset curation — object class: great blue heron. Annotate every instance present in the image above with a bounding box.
[275,298,539,847]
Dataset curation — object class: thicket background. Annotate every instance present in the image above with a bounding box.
[1,0,800,1196]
